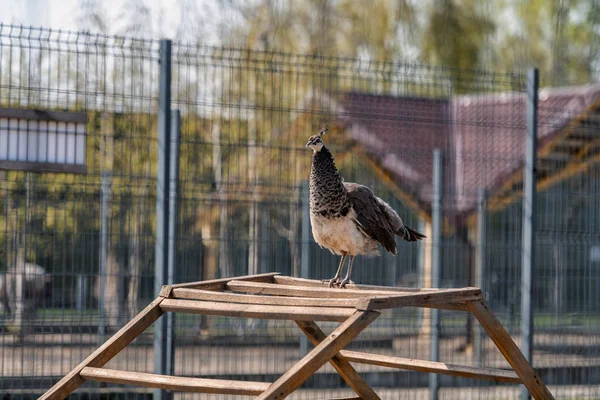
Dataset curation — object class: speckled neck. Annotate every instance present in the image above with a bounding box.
[309,147,351,218]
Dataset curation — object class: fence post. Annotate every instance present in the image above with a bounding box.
[474,188,487,364]
[166,109,180,378]
[299,180,310,357]
[429,149,442,400]
[154,38,172,400]
[520,68,539,400]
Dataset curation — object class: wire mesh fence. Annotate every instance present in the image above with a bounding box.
[0,24,599,399]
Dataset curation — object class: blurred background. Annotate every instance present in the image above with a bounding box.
[0,0,599,399]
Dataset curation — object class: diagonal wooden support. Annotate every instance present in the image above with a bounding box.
[39,296,165,400]
[257,310,380,400]
[467,300,554,400]
[295,320,380,400]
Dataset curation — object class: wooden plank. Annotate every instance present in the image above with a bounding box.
[467,300,555,400]
[296,320,380,400]
[257,310,380,400]
[274,275,438,292]
[228,281,473,311]
[160,299,354,322]
[339,350,521,384]
[39,296,165,400]
[325,397,362,400]
[357,288,483,310]
[172,288,359,308]
[168,272,280,291]
[228,281,414,299]
[80,367,270,395]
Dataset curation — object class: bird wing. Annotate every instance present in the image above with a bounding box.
[344,182,403,255]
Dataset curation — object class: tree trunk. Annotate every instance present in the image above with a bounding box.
[98,113,125,329]
[418,220,433,336]
[202,221,219,281]
[289,180,301,277]
[212,123,232,278]
[552,243,566,312]
[288,155,303,277]
[13,242,26,339]
[247,120,259,276]
[103,252,122,327]
[127,215,141,319]
[11,173,32,339]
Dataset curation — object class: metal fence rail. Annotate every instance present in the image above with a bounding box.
[1,24,599,399]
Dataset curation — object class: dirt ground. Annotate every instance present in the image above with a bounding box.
[1,333,598,377]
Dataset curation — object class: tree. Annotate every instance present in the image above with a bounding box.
[421,0,495,91]
[118,0,153,38]
[76,0,110,33]
[494,0,599,86]
[336,0,416,62]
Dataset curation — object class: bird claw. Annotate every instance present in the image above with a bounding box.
[339,278,354,289]
[327,277,341,288]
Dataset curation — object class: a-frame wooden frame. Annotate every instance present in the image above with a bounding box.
[40,273,554,400]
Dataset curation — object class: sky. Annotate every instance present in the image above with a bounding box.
[2,0,219,41]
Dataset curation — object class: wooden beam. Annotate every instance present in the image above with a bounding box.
[167,272,280,291]
[228,281,381,298]
[537,153,600,193]
[467,300,555,399]
[487,99,600,214]
[540,152,570,162]
[574,135,600,162]
[257,310,380,400]
[339,350,521,384]
[80,367,270,395]
[295,320,380,400]
[489,153,600,212]
[160,299,355,322]
[172,288,359,308]
[556,138,589,148]
[274,275,439,292]
[356,288,483,310]
[39,296,165,400]
[229,281,439,300]
[537,99,600,159]
[360,153,430,222]
[326,397,362,400]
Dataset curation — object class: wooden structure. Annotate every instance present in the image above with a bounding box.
[40,273,554,400]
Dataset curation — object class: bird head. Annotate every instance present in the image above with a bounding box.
[306,124,328,152]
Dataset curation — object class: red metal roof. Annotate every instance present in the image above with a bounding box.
[339,83,600,214]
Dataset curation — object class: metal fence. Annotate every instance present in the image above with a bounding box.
[1,24,599,399]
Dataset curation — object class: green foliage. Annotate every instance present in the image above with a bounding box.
[421,0,495,70]
[491,0,599,86]
[218,0,599,88]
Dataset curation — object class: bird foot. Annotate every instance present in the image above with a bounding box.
[327,277,341,288]
[339,278,354,289]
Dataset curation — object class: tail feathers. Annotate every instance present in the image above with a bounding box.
[400,226,426,242]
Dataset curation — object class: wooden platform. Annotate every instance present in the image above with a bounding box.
[40,273,555,400]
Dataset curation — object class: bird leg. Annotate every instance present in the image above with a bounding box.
[328,253,347,288]
[339,256,355,289]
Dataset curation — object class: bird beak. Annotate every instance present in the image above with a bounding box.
[305,140,312,147]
